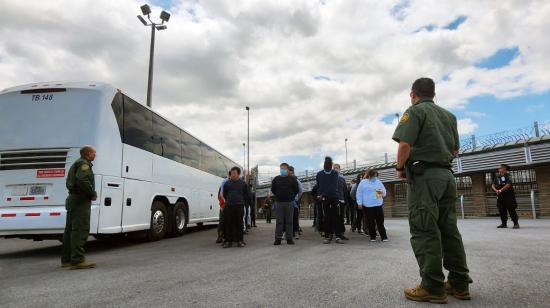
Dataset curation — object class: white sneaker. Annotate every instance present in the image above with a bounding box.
[382,238,389,242]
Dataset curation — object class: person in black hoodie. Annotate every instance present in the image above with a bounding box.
[271,162,299,245]
[222,166,250,248]
[316,157,344,244]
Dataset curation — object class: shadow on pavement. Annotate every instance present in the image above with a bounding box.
[0,224,217,259]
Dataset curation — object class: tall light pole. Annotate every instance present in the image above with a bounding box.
[345,138,348,169]
[245,106,250,182]
[137,4,170,108]
[242,142,246,173]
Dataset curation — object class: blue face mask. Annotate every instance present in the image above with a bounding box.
[370,177,378,182]
[280,169,288,176]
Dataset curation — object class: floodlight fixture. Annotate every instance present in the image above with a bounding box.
[156,25,167,30]
[160,10,171,22]
[141,4,151,15]
[137,15,148,25]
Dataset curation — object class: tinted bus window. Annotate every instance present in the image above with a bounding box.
[200,143,216,175]
[123,95,155,153]
[111,92,123,140]
[153,114,183,162]
[181,130,201,169]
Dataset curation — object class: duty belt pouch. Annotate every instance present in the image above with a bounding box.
[410,161,425,176]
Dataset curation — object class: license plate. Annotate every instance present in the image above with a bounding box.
[11,186,28,196]
[29,186,46,195]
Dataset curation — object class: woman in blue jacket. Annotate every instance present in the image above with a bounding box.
[356,170,388,242]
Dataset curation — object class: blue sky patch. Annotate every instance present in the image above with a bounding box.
[454,90,550,136]
[475,47,519,69]
[444,16,467,30]
[390,0,410,21]
[382,113,401,124]
[149,0,173,10]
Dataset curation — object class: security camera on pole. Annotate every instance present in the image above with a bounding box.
[137,4,170,108]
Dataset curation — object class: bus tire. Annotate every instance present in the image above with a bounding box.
[170,201,188,237]
[148,201,168,241]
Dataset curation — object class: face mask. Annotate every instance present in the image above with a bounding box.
[370,177,378,182]
[280,169,288,176]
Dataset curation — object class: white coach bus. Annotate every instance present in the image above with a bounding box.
[0,81,237,241]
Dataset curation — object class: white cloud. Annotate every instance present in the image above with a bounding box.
[1,0,549,169]
[457,118,479,135]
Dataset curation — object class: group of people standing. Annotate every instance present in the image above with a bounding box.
[213,77,531,302]
[311,158,389,244]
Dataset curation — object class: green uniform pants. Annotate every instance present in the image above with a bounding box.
[61,195,91,265]
[407,168,472,294]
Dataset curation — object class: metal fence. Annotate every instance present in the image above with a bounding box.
[460,121,550,152]
[257,120,550,186]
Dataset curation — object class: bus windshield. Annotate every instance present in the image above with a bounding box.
[0,89,102,151]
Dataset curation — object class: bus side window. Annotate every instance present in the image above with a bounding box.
[123,95,155,154]
[110,92,123,140]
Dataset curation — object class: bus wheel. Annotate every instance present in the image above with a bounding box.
[148,201,167,241]
[170,201,187,237]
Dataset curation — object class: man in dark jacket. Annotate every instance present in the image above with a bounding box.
[222,167,250,248]
[316,157,344,244]
[271,162,299,245]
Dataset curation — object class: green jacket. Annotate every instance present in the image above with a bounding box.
[66,157,96,200]
[392,99,459,167]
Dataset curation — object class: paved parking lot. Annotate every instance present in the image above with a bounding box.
[1,218,549,307]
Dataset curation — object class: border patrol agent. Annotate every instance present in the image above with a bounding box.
[61,146,97,270]
[492,163,520,229]
[393,78,472,303]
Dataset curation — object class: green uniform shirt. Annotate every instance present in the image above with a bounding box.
[392,99,459,167]
[66,157,96,200]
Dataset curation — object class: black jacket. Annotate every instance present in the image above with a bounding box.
[223,179,250,206]
[271,175,299,202]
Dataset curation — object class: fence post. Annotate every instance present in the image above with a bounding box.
[530,189,537,219]
[534,121,540,137]
[353,159,357,170]
[471,135,476,150]
[460,195,465,219]
[384,153,389,164]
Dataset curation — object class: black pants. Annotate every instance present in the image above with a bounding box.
[217,209,224,233]
[251,203,256,225]
[313,202,319,227]
[339,202,346,234]
[293,206,300,235]
[322,197,342,238]
[354,207,363,231]
[345,203,351,223]
[224,204,244,242]
[265,207,272,223]
[364,206,387,239]
[350,202,357,227]
[362,207,370,232]
[498,204,519,225]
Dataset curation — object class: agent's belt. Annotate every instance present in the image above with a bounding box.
[419,161,452,170]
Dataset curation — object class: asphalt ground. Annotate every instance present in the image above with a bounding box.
[1,218,549,308]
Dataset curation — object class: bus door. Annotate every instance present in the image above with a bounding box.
[97,176,123,233]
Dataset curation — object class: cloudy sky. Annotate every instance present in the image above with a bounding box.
[1,0,549,177]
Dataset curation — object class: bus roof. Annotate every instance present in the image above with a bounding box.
[0,81,117,95]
